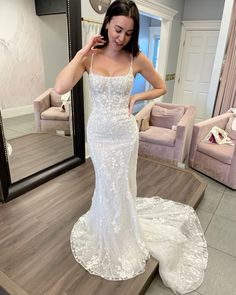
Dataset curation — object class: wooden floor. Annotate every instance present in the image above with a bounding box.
[8,133,73,182]
[0,157,206,295]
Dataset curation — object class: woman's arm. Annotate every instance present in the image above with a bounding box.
[54,51,87,94]
[54,35,106,94]
[129,52,167,114]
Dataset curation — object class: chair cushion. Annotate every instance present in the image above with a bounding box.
[41,107,69,121]
[150,105,185,129]
[139,126,176,147]
[197,141,235,164]
[225,116,236,140]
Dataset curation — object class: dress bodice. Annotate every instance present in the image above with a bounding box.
[88,55,134,114]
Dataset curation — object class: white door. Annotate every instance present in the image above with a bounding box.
[173,30,219,121]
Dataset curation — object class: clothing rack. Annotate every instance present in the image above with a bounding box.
[81,17,102,25]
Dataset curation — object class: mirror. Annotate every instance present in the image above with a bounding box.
[0,0,85,202]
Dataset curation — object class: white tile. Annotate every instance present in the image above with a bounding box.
[215,192,236,222]
[145,276,202,295]
[205,215,236,257]
[196,208,213,232]
[224,188,236,197]
[198,247,236,295]
[197,186,223,214]
[145,276,174,295]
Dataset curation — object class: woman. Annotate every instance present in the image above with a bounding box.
[54,1,207,294]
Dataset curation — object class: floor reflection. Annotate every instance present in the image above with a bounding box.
[3,114,73,182]
[3,113,35,140]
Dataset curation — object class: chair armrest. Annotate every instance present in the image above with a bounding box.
[34,88,53,113]
[189,112,232,163]
[33,88,52,132]
[178,105,196,127]
[175,105,197,162]
[135,100,155,125]
[230,143,236,172]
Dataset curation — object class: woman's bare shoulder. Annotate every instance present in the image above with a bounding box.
[83,50,105,73]
[134,52,151,65]
[133,52,151,74]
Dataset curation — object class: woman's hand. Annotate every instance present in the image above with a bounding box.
[128,95,137,116]
[81,35,106,56]
[54,35,105,94]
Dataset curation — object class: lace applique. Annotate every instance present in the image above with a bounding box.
[70,68,207,294]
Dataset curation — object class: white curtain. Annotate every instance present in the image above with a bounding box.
[214,0,236,115]
[82,21,101,145]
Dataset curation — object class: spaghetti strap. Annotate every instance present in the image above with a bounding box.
[90,54,95,74]
[129,54,133,75]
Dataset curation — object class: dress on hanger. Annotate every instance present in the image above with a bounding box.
[70,55,208,295]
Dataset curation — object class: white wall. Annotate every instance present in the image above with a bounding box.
[183,0,225,21]
[81,1,105,22]
[38,14,69,89]
[132,14,151,95]
[157,0,185,103]
[0,0,45,110]
[0,0,69,114]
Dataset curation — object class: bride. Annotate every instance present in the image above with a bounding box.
[54,1,208,294]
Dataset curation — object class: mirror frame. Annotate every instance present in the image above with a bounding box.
[0,0,85,202]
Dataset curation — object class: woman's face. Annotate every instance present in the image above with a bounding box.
[106,16,134,51]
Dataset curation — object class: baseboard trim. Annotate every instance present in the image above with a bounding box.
[1,105,33,119]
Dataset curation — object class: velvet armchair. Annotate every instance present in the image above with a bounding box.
[189,112,236,189]
[34,88,71,135]
[135,101,196,165]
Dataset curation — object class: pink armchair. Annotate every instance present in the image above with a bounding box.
[189,112,236,189]
[135,102,196,165]
[34,88,71,135]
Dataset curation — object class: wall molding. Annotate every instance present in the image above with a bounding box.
[136,0,178,88]
[182,20,221,31]
[1,105,33,118]
[136,0,177,21]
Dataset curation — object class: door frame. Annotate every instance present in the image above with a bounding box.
[145,26,161,91]
[173,20,221,106]
[148,26,161,70]
[136,0,177,82]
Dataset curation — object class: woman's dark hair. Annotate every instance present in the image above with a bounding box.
[99,0,140,56]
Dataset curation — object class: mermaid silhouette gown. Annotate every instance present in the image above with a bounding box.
[70,55,208,294]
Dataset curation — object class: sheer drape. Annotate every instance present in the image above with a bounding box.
[82,21,101,132]
[214,1,236,115]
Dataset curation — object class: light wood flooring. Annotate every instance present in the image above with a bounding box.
[0,157,206,295]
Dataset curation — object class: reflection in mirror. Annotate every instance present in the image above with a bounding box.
[0,0,73,183]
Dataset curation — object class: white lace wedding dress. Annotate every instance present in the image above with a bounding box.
[70,57,208,294]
